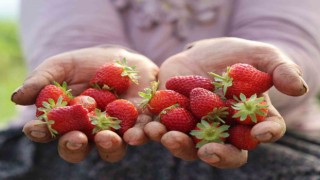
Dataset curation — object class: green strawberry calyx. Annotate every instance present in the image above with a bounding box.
[116,58,140,85]
[90,109,121,134]
[37,96,68,120]
[190,120,230,148]
[53,81,73,100]
[138,81,159,110]
[202,107,228,124]
[232,93,268,123]
[209,66,233,96]
[37,96,68,138]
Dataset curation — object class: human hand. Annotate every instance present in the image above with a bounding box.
[11,47,159,163]
[144,37,308,168]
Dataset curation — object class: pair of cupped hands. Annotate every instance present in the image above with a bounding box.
[11,38,308,168]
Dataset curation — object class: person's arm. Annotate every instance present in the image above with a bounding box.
[20,0,132,71]
[227,0,320,117]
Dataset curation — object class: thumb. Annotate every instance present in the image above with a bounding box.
[272,62,308,96]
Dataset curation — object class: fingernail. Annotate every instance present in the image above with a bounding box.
[203,153,221,164]
[99,141,113,149]
[255,132,272,142]
[11,86,22,102]
[30,131,46,138]
[66,142,83,150]
[299,77,309,94]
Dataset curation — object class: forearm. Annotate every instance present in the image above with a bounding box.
[20,0,131,71]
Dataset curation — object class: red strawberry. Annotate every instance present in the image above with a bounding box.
[165,75,214,97]
[35,81,73,117]
[210,63,273,99]
[89,58,139,95]
[223,99,238,126]
[190,120,229,148]
[81,88,117,111]
[105,99,139,136]
[189,88,225,121]
[44,104,92,138]
[231,93,268,125]
[70,95,97,112]
[227,124,259,150]
[139,81,190,115]
[159,105,198,133]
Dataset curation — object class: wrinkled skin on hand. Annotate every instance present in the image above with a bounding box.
[11,47,159,163]
[144,37,308,169]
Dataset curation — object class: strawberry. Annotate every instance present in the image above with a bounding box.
[81,88,117,111]
[227,124,259,150]
[90,109,121,135]
[223,99,238,126]
[35,81,73,117]
[89,58,139,95]
[139,81,190,115]
[158,104,198,133]
[105,99,139,136]
[231,93,268,125]
[210,63,273,99]
[189,88,226,121]
[43,104,93,138]
[165,75,214,97]
[190,120,229,148]
[70,95,97,112]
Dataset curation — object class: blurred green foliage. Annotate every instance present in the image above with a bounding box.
[0,20,26,127]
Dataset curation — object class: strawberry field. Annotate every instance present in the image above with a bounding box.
[0,20,26,128]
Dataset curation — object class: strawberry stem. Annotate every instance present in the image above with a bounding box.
[208,67,233,96]
[116,58,140,85]
[138,81,159,110]
[90,109,121,134]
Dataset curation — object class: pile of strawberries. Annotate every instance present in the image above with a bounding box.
[35,59,139,141]
[35,59,273,151]
[139,63,273,150]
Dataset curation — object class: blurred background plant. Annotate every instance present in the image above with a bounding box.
[0,0,26,128]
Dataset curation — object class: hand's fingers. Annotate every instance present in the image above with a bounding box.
[161,131,198,161]
[58,131,92,163]
[95,130,127,163]
[246,43,308,96]
[198,143,248,169]
[123,114,152,145]
[251,93,286,142]
[22,120,54,143]
[144,121,167,142]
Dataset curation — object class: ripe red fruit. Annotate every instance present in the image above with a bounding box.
[227,124,259,150]
[35,81,73,117]
[223,98,238,126]
[231,94,268,125]
[70,95,97,112]
[165,75,214,97]
[159,105,198,133]
[81,88,117,111]
[139,81,190,115]
[189,88,225,120]
[190,120,229,148]
[89,58,139,95]
[105,99,139,136]
[210,63,273,99]
[44,104,93,138]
